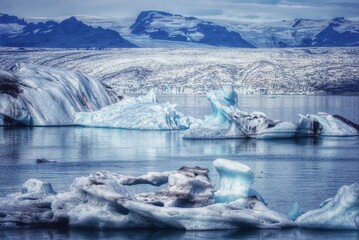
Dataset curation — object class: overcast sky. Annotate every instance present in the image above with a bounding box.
[1,0,358,22]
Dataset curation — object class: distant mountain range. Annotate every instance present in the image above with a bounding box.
[130,11,255,48]
[0,13,136,48]
[0,11,358,48]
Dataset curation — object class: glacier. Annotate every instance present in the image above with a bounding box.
[296,182,359,230]
[0,64,117,126]
[183,86,298,139]
[74,90,200,130]
[1,48,358,95]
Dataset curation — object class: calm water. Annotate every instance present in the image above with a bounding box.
[0,95,358,239]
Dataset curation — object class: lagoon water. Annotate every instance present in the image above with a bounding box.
[0,95,358,239]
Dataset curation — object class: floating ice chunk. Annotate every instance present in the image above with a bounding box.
[184,86,297,139]
[0,159,296,230]
[0,64,116,126]
[356,216,359,231]
[231,111,297,139]
[74,90,201,130]
[296,182,359,230]
[183,86,246,139]
[213,159,254,202]
[297,113,358,136]
[202,85,238,128]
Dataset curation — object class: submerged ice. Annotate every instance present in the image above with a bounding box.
[74,90,200,130]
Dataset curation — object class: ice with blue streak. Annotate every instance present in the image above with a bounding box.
[184,86,297,139]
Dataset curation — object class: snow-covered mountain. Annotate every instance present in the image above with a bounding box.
[2,11,358,48]
[301,17,359,47]
[130,11,255,48]
[204,17,359,48]
[0,13,137,48]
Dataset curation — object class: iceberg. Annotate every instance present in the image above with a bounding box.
[230,111,297,139]
[74,90,200,130]
[213,159,254,202]
[184,86,297,139]
[3,159,358,231]
[297,113,359,136]
[356,216,359,231]
[0,64,117,126]
[0,159,294,230]
[296,182,359,230]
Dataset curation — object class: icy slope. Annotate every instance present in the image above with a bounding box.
[0,14,136,48]
[74,90,200,130]
[1,47,358,95]
[0,64,116,126]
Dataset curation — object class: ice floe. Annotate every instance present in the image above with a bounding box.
[296,182,359,230]
[1,159,357,230]
[0,64,116,126]
[0,159,295,230]
[184,86,297,139]
[184,86,358,139]
[297,113,359,137]
[74,89,200,130]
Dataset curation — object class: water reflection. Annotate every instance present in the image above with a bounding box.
[0,228,357,240]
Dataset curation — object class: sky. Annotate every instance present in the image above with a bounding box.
[1,0,358,22]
